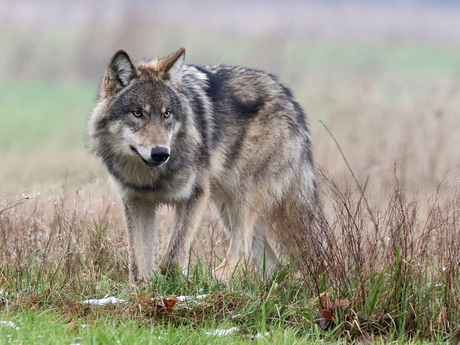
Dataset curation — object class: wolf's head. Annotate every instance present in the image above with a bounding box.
[89,48,186,167]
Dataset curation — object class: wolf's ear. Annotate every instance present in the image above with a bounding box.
[160,48,185,88]
[103,50,138,95]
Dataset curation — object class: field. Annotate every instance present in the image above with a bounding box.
[2,2,460,343]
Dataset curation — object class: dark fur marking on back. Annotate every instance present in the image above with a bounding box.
[186,87,211,165]
[192,66,225,148]
[193,65,265,166]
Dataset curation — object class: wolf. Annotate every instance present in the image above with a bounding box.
[88,48,319,282]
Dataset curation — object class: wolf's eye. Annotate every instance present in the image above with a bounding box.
[164,110,172,118]
[132,110,143,117]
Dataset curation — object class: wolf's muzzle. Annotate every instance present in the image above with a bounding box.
[150,146,170,164]
[130,145,170,166]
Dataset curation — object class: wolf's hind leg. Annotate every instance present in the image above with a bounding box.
[213,205,258,280]
[251,218,278,277]
[123,200,158,284]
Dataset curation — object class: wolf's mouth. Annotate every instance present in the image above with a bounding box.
[129,145,165,167]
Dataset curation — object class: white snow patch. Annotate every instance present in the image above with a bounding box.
[0,321,19,330]
[205,327,239,337]
[254,332,270,339]
[176,294,207,303]
[81,297,126,306]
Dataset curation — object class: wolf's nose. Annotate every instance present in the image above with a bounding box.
[151,146,170,163]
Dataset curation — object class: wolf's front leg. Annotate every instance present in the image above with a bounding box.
[123,200,158,283]
[159,187,210,275]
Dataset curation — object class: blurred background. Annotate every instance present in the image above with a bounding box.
[2,0,460,200]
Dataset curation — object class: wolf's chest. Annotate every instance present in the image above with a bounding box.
[108,160,197,203]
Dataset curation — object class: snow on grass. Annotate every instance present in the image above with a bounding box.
[205,327,239,337]
[0,321,19,330]
[176,294,207,303]
[254,332,270,339]
[80,294,207,307]
[81,296,126,306]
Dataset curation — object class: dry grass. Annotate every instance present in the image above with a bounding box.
[1,158,460,340]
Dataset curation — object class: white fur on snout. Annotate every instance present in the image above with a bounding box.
[121,127,167,162]
[135,146,154,161]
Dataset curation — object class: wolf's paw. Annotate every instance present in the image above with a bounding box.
[159,257,179,276]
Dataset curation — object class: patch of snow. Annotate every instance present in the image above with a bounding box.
[254,332,270,339]
[0,321,19,330]
[176,294,207,303]
[205,327,239,337]
[81,297,126,305]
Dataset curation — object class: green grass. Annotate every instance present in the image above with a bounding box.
[0,311,441,344]
[0,253,320,343]
[0,80,100,191]
[0,311,341,345]
[0,258,454,344]
[0,80,96,153]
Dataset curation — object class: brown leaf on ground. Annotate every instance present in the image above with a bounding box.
[320,293,350,311]
[70,306,80,314]
[155,296,179,313]
[316,293,350,330]
[317,294,334,329]
[320,294,334,311]
[317,310,334,330]
[163,296,179,309]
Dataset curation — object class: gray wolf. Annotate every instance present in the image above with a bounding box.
[88,48,318,282]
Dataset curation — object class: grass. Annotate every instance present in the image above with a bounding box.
[0,310,353,345]
[0,80,101,192]
[0,81,96,152]
[1,169,460,343]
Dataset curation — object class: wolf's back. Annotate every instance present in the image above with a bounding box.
[181,64,316,209]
